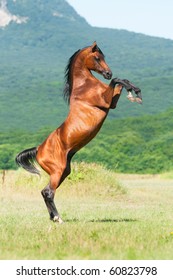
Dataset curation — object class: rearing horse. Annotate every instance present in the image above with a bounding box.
[16,42,142,223]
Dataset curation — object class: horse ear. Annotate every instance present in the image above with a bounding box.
[91,41,98,52]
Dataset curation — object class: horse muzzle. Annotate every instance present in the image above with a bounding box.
[102,70,112,80]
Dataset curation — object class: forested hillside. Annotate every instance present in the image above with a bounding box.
[0,0,173,132]
[1,108,173,173]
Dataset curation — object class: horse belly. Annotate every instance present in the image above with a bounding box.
[61,110,106,152]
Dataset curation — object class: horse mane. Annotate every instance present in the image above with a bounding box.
[63,49,81,104]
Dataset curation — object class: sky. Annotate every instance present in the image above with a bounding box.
[67,0,173,40]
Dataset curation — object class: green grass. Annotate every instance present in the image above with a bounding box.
[0,163,173,260]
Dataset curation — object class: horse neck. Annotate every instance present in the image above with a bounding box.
[73,56,91,78]
[71,59,95,94]
[67,50,99,104]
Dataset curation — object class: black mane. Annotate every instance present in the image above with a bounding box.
[63,49,80,104]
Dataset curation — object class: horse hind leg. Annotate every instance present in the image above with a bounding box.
[41,183,63,224]
[41,160,71,224]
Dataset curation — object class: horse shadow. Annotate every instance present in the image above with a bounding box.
[64,218,137,223]
[89,218,137,223]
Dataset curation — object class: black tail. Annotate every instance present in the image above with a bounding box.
[15,147,40,175]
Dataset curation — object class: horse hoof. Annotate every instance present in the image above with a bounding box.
[127,91,142,104]
[127,92,135,102]
[136,97,143,104]
[53,216,64,224]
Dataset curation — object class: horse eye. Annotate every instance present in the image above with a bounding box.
[95,56,100,62]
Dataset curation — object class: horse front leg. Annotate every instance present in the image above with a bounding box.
[122,79,142,104]
[110,85,123,109]
[110,78,142,104]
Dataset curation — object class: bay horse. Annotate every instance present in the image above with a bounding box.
[16,42,142,223]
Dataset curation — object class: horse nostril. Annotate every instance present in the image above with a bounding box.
[102,70,112,80]
[107,71,112,79]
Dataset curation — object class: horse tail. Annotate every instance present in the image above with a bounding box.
[15,147,40,175]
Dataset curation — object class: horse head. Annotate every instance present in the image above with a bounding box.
[85,42,112,80]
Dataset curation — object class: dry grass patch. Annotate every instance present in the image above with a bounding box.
[0,164,173,260]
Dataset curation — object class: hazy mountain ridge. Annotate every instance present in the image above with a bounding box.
[0,0,88,27]
[0,0,173,132]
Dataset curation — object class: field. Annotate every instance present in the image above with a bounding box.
[0,163,173,260]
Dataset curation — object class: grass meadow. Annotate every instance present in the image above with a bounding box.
[0,163,173,260]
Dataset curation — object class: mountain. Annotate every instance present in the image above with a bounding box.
[0,0,173,132]
[0,0,90,52]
